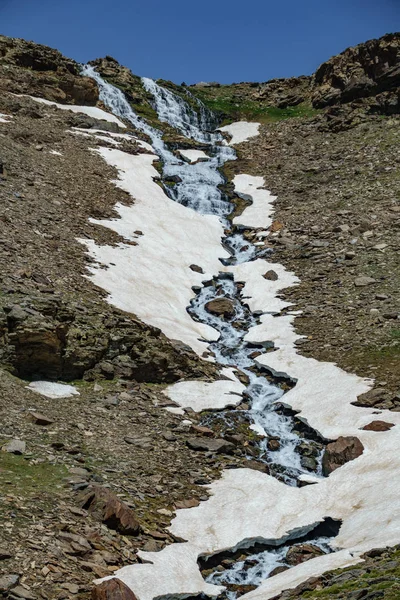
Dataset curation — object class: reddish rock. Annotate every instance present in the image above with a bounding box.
[186,437,235,454]
[92,579,137,600]
[82,487,141,535]
[362,420,395,432]
[322,436,364,475]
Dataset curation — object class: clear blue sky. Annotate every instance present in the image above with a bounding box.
[0,0,398,84]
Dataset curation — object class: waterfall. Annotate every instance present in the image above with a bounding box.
[81,65,331,596]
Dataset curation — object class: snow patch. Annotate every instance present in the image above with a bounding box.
[178,148,209,163]
[27,96,126,128]
[219,121,260,145]
[232,174,276,228]
[26,381,80,399]
[80,147,229,355]
[0,113,12,123]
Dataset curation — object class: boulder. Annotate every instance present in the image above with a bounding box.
[263,270,278,281]
[81,487,141,535]
[92,579,138,600]
[205,298,235,318]
[186,437,235,454]
[2,439,26,454]
[362,420,394,432]
[286,543,324,566]
[322,436,364,475]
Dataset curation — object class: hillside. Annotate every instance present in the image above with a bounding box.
[0,33,399,600]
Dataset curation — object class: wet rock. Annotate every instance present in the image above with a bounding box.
[286,543,324,566]
[91,578,138,600]
[322,436,364,475]
[267,438,281,451]
[300,456,318,471]
[362,420,394,432]
[263,270,279,281]
[2,439,26,454]
[205,297,236,318]
[81,486,141,535]
[186,437,235,454]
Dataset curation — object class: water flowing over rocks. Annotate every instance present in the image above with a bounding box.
[0,32,399,600]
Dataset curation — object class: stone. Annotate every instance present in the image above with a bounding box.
[263,270,278,281]
[186,438,235,454]
[204,298,235,318]
[189,264,204,274]
[81,486,141,535]
[91,578,138,600]
[0,574,19,592]
[354,387,390,407]
[0,546,13,560]
[267,439,281,451]
[362,420,394,432]
[190,424,214,437]
[354,276,377,287]
[2,439,26,454]
[269,565,290,577]
[286,543,324,566]
[9,585,36,599]
[28,411,54,426]
[175,498,200,509]
[322,436,364,475]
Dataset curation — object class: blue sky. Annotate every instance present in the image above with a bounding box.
[0,0,398,83]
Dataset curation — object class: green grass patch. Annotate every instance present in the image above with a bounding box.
[191,87,319,124]
[0,451,67,497]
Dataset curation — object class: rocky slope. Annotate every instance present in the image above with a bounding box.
[0,32,399,600]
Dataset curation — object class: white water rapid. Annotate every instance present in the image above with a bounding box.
[80,65,333,596]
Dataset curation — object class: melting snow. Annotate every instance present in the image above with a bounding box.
[27,96,126,128]
[178,148,209,163]
[232,174,276,228]
[219,121,260,145]
[26,381,80,399]
[0,113,12,123]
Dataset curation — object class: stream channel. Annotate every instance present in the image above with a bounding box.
[82,65,337,598]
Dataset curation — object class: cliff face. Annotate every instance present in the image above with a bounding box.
[312,32,400,110]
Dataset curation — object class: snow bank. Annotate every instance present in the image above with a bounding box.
[219,121,260,145]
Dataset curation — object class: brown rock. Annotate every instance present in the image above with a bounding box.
[189,264,204,274]
[175,498,200,509]
[186,437,235,454]
[353,388,391,407]
[82,487,141,535]
[190,424,214,437]
[263,270,279,281]
[204,298,235,318]
[28,411,54,426]
[362,420,394,432]
[286,543,324,566]
[322,436,364,475]
[91,579,137,600]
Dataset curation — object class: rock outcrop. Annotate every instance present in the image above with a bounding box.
[91,579,137,600]
[322,436,364,475]
[0,295,217,383]
[0,35,98,104]
[312,33,400,110]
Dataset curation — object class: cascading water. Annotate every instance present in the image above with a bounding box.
[81,65,332,596]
